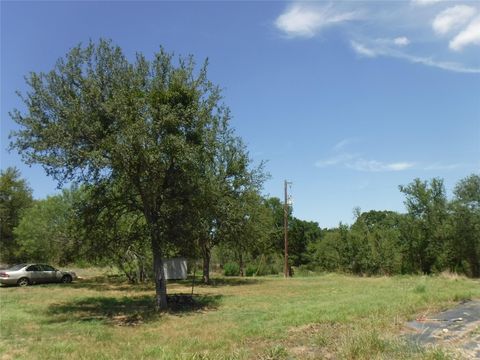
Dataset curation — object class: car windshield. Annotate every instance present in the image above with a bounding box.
[7,264,27,271]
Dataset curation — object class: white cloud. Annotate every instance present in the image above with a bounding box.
[315,151,471,172]
[315,153,358,168]
[449,15,480,51]
[315,143,469,173]
[350,40,480,73]
[275,4,358,38]
[432,5,477,35]
[315,148,414,172]
[394,37,410,46]
[397,51,480,73]
[347,159,415,172]
[333,138,355,151]
[276,2,480,74]
[388,162,415,171]
[411,0,444,7]
[423,162,464,170]
[351,41,377,57]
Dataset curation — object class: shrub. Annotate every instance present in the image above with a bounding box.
[245,264,257,277]
[224,262,240,276]
[294,265,323,277]
[255,255,283,276]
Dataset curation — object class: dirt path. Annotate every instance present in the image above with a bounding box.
[405,300,480,359]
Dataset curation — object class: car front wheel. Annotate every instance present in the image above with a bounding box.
[17,277,29,287]
[61,275,72,284]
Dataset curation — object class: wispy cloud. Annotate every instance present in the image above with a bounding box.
[351,41,377,57]
[275,3,359,38]
[347,159,415,172]
[315,141,415,172]
[449,15,480,51]
[432,5,477,35]
[350,40,480,73]
[275,1,480,73]
[394,36,410,46]
[314,141,470,173]
[333,138,356,151]
[315,153,358,168]
[411,0,444,7]
[315,153,471,172]
[315,153,415,172]
[423,162,465,170]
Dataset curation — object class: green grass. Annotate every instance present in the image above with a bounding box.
[0,272,478,359]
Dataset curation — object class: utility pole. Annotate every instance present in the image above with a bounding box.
[284,180,292,278]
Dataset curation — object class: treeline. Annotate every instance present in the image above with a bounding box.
[327,175,479,277]
[1,167,479,278]
[219,174,479,278]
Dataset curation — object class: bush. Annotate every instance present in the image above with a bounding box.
[294,264,322,277]
[224,262,240,276]
[245,264,257,277]
[255,255,284,276]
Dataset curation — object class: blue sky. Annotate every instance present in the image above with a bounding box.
[1,1,479,228]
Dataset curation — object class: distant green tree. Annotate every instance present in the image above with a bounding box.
[288,218,322,266]
[308,224,349,272]
[0,167,33,263]
[219,191,273,276]
[10,40,257,310]
[399,178,448,274]
[14,188,80,264]
[351,210,403,275]
[448,174,480,277]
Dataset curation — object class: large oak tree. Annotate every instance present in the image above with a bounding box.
[10,40,257,310]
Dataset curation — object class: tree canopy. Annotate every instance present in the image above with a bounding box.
[10,39,264,310]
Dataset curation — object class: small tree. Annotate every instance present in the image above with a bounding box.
[194,134,266,283]
[222,191,273,276]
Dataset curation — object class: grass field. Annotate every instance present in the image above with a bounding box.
[0,270,479,359]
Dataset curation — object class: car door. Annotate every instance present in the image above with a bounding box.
[25,264,43,283]
[39,264,58,283]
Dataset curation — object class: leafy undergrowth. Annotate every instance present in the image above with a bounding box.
[0,272,478,359]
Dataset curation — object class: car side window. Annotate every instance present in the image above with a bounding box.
[26,265,40,271]
[40,265,56,271]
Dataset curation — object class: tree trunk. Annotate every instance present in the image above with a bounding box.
[469,252,479,278]
[152,237,168,311]
[239,252,244,277]
[201,241,211,284]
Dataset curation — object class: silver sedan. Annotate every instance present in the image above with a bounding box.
[0,263,77,286]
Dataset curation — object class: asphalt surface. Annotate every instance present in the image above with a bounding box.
[406,300,480,359]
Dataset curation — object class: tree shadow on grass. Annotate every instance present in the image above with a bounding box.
[69,275,264,292]
[69,275,154,292]
[45,293,222,326]
[174,276,265,288]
